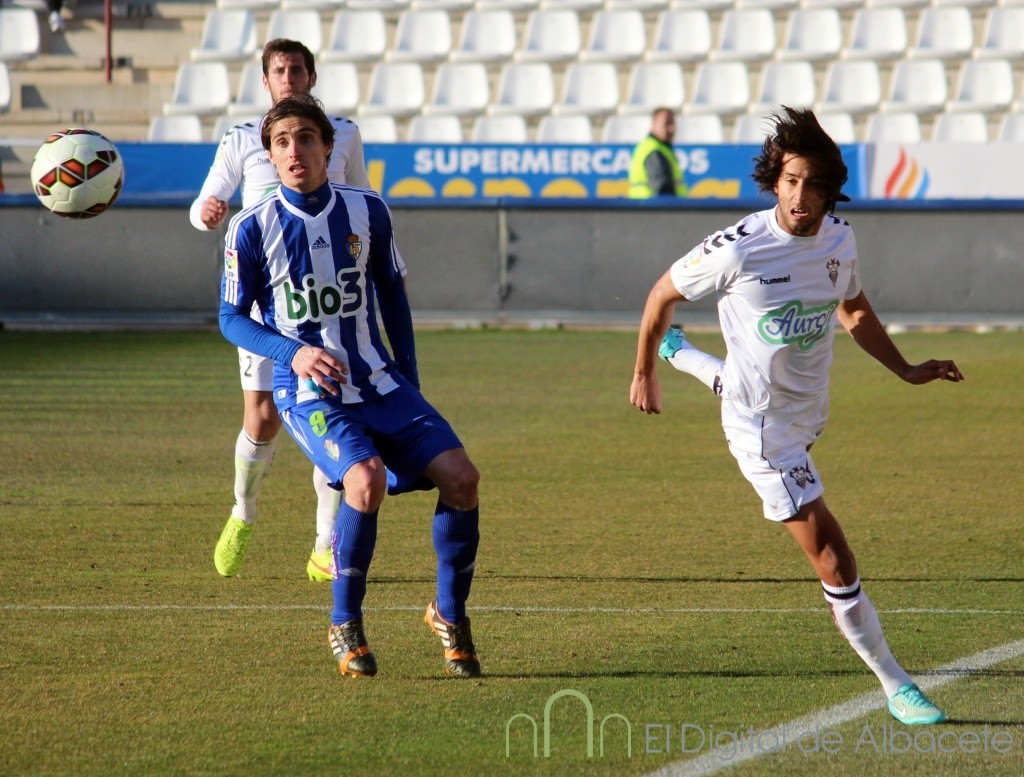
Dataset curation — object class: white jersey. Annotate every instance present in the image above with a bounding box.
[670,208,861,415]
[189,115,370,231]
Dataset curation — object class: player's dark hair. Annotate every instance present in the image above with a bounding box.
[262,38,316,78]
[752,107,850,212]
[261,94,335,156]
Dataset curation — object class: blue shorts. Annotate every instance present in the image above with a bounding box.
[280,382,462,495]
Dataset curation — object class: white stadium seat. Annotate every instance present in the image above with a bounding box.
[710,9,776,63]
[264,10,323,55]
[411,0,474,10]
[946,60,1014,114]
[882,59,949,115]
[675,113,725,144]
[816,111,857,144]
[845,8,908,62]
[864,112,922,143]
[360,62,426,117]
[356,115,399,143]
[323,11,387,63]
[733,113,773,143]
[451,11,517,63]
[735,0,797,10]
[751,61,817,115]
[191,10,258,62]
[474,0,538,10]
[578,10,647,63]
[539,0,602,10]
[148,114,205,142]
[423,63,490,116]
[931,112,989,142]
[818,60,882,115]
[312,62,361,115]
[406,114,464,142]
[0,8,40,62]
[471,114,529,143]
[907,7,974,61]
[646,10,712,64]
[777,9,842,62]
[347,0,412,10]
[282,0,339,9]
[976,9,1024,61]
[601,114,652,143]
[997,112,1024,142]
[387,10,453,64]
[552,62,620,116]
[619,62,685,116]
[686,62,751,116]
[163,62,232,116]
[536,114,593,143]
[605,0,669,11]
[227,61,272,117]
[489,62,555,117]
[516,10,581,63]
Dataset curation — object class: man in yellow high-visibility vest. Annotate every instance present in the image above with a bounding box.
[628,107,687,199]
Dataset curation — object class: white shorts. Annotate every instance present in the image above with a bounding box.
[721,398,826,521]
[238,347,274,392]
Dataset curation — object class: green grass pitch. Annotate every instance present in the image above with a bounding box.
[1,328,1021,776]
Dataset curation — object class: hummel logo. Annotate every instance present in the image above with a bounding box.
[311,235,329,250]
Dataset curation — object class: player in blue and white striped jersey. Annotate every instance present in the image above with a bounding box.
[220,95,482,679]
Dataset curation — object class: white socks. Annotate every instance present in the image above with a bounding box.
[823,579,913,697]
[666,344,723,395]
[232,430,277,524]
[313,467,342,554]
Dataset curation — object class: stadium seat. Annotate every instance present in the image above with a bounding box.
[818,60,882,115]
[163,62,232,116]
[931,112,989,142]
[997,112,1024,141]
[312,62,361,115]
[777,8,842,62]
[211,113,261,141]
[538,0,602,10]
[356,115,399,142]
[536,114,593,143]
[675,113,725,144]
[882,59,949,115]
[866,0,928,9]
[646,9,712,63]
[976,9,1024,61]
[191,10,258,62]
[423,62,490,116]
[845,8,908,62]
[470,114,530,143]
[605,0,669,11]
[601,113,651,143]
[347,0,412,10]
[578,10,647,63]
[265,10,323,55]
[0,62,10,114]
[709,9,776,63]
[619,62,685,116]
[751,60,816,115]
[489,62,555,117]
[816,111,857,143]
[0,8,40,62]
[450,11,517,63]
[323,11,388,63]
[932,0,992,7]
[387,10,453,63]
[360,63,425,117]
[864,112,922,143]
[802,0,861,9]
[474,0,538,11]
[516,10,581,63]
[907,7,974,61]
[552,62,620,116]
[281,0,339,9]
[411,0,474,10]
[147,114,205,142]
[733,113,773,143]
[406,114,464,142]
[227,61,271,117]
[686,62,751,115]
[735,0,797,9]
[946,59,1014,114]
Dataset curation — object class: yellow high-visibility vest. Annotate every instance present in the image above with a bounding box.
[628,136,686,198]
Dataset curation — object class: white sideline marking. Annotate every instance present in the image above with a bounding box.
[1,604,1022,615]
[643,638,1024,777]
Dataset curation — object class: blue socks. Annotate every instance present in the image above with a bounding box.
[331,503,379,625]
[433,501,480,623]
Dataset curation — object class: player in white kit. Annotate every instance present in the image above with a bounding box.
[631,108,963,726]
[190,39,404,582]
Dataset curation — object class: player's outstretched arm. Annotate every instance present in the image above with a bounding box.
[838,291,964,385]
[631,270,687,414]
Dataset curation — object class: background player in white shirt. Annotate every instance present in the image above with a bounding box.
[191,39,398,582]
[219,95,482,678]
[631,107,964,726]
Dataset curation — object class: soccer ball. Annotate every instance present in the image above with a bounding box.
[30,128,124,219]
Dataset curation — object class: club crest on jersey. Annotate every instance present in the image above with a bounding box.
[325,439,340,461]
[310,411,328,438]
[789,463,816,489]
[758,300,839,351]
[224,248,238,281]
[826,257,840,287]
[347,234,362,259]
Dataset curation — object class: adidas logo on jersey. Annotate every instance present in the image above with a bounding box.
[311,235,330,250]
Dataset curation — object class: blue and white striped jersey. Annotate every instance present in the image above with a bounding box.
[220,182,413,407]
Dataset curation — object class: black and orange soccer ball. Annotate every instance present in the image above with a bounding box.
[30,128,125,219]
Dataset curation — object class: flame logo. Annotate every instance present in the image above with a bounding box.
[883,148,930,199]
